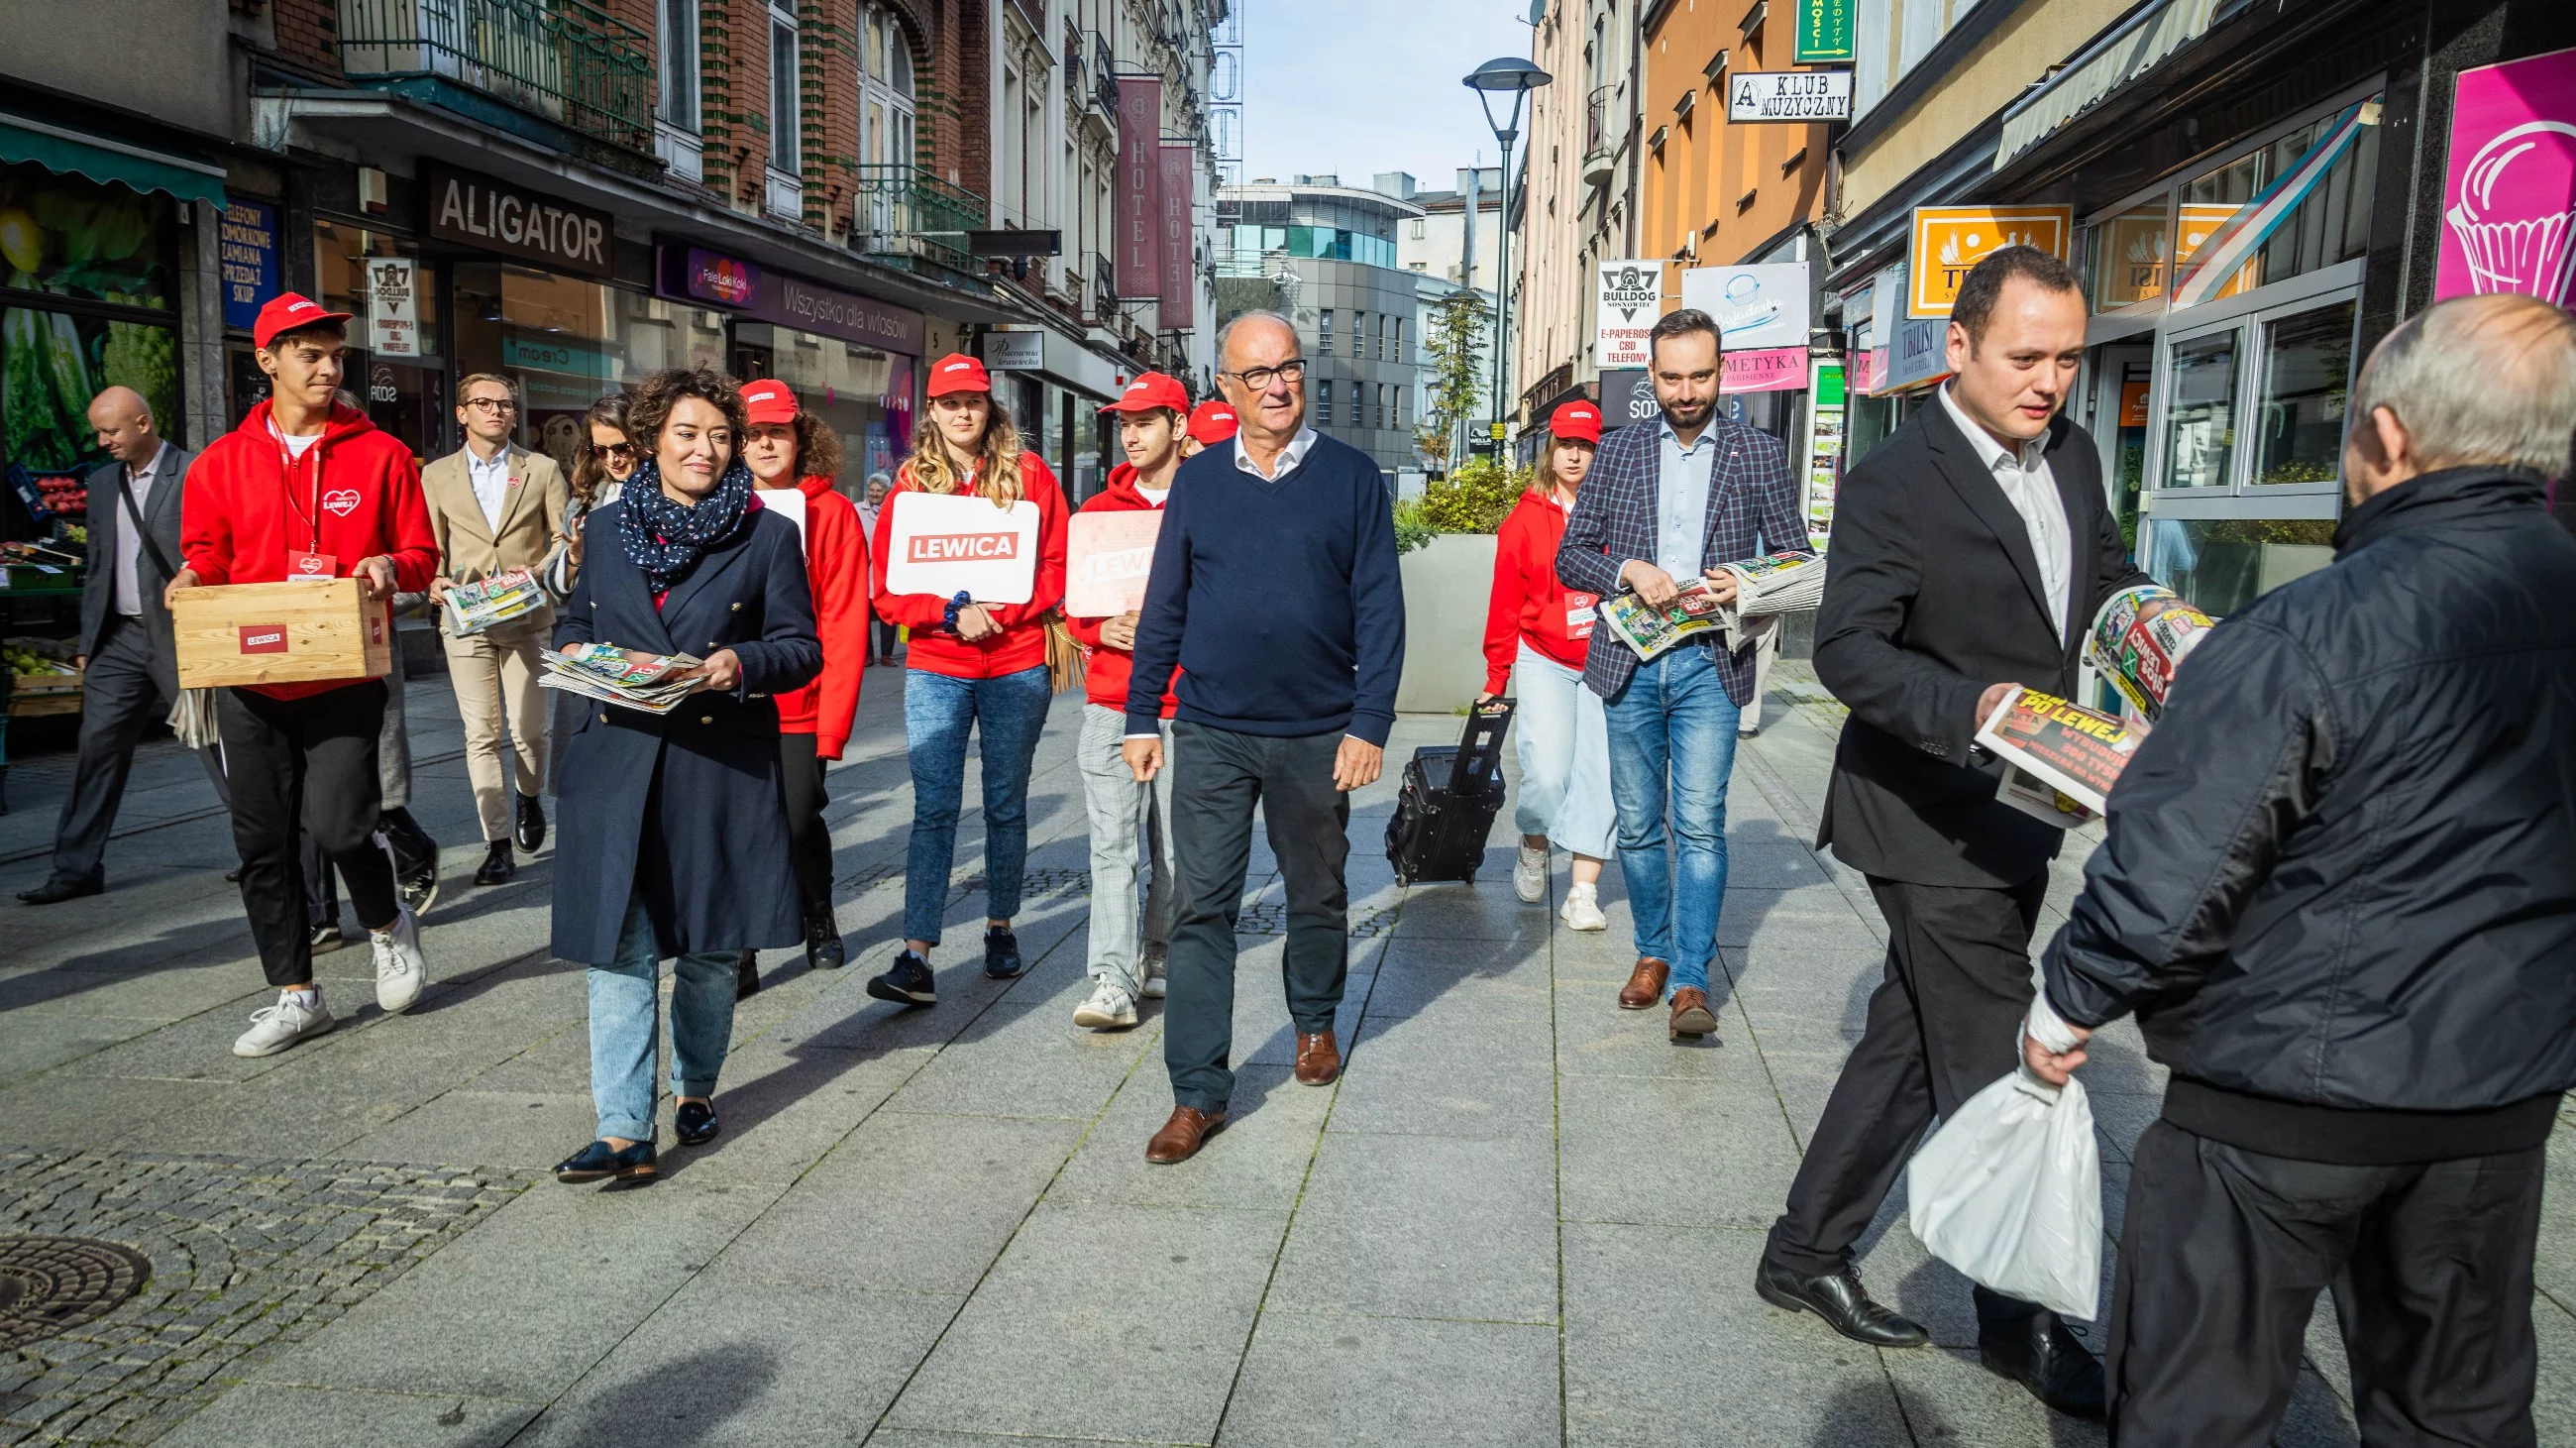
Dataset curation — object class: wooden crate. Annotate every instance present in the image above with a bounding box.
[171,579,392,690]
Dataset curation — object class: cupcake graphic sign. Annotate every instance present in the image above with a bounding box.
[2437,47,2576,306]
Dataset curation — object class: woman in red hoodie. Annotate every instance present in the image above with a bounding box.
[738,379,869,989]
[1481,400,1618,933]
[867,354,1069,1005]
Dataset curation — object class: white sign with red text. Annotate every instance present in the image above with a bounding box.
[883,492,1042,604]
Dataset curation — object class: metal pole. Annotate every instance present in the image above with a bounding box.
[1494,134,1512,440]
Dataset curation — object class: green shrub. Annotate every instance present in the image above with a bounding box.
[1416,457,1532,535]
[1391,497,1438,555]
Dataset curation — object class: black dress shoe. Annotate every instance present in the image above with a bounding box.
[473,840,514,886]
[514,792,547,853]
[735,949,762,1000]
[1755,1256,1931,1348]
[674,1099,719,1146]
[553,1138,658,1184]
[18,876,102,905]
[1979,1308,2105,1420]
[224,865,246,884]
[805,903,845,969]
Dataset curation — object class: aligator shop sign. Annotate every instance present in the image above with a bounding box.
[425,163,614,278]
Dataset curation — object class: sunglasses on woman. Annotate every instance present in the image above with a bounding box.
[590,441,635,460]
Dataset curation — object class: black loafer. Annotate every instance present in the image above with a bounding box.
[553,1138,658,1184]
[983,925,1024,979]
[514,792,547,853]
[674,1099,719,1147]
[735,949,762,1000]
[17,876,102,906]
[1979,1308,2105,1420]
[1755,1257,1930,1348]
[474,840,514,886]
[805,904,845,969]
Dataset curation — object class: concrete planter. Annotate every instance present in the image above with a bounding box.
[1396,532,1499,713]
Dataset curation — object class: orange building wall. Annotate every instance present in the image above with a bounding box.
[1640,0,1830,295]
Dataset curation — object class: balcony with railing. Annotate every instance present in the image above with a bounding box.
[1582,84,1618,183]
[338,0,654,154]
[1084,31,1121,119]
[851,165,989,286]
[1078,253,1119,325]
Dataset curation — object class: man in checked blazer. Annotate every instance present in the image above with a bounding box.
[1556,308,1807,1041]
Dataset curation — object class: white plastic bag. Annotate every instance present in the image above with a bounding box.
[1906,1065,2102,1319]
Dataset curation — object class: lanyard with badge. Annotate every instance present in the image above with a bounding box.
[276,428,337,580]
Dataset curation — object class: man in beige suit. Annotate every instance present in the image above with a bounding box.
[425,373,570,886]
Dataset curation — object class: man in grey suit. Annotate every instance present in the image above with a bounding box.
[19,387,230,905]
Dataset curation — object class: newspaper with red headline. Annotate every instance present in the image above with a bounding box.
[2088,585,2213,722]
[1976,688,2139,826]
[1596,578,1728,660]
[537,642,702,715]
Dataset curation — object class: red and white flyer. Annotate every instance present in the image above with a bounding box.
[1064,509,1162,617]
[1976,688,2139,821]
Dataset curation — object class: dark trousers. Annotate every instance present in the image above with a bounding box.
[49,614,228,886]
[779,731,831,916]
[1769,872,2051,1326]
[2108,1120,2544,1447]
[870,617,901,663]
[1164,723,1350,1113]
[306,807,433,929]
[218,682,396,987]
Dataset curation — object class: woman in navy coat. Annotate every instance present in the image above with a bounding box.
[549,367,820,1185]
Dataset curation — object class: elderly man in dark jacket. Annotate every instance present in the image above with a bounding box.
[2026,292,2576,1446]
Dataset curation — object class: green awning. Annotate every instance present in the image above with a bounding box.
[0,114,228,209]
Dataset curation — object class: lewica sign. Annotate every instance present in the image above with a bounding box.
[907,530,1023,563]
[883,494,1044,604]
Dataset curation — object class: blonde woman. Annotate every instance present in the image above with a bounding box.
[865,354,1069,1004]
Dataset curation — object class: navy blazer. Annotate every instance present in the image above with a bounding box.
[1554,414,1805,704]
[550,499,822,964]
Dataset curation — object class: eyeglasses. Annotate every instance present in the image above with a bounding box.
[1222,359,1307,390]
[590,441,635,460]
[463,396,517,413]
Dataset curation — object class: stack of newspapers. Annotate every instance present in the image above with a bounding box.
[2088,584,2212,722]
[1975,688,2139,829]
[1597,579,1728,660]
[440,567,548,636]
[537,642,703,715]
[1710,551,1827,648]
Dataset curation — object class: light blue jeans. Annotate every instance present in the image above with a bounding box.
[903,665,1053,945]
[589,893,738,1142]
[1510,642,1618,859]
[1603,642,1740,994]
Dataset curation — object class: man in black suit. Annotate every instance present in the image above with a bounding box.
[1754,248,2154,1420]
[20,387,230,905]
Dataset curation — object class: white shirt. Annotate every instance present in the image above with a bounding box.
[1939,383,2071,639]
[1651,415,1720,583]
[464,443,512,531]
[111,443,167,617]
[272,425,320,459]
[1135,483,1171,507]
[1233,426,1319,482]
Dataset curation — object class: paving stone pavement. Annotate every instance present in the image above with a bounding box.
[0,659,2570,1446]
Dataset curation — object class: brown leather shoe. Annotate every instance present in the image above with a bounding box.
[1669,986,1719,1039]
[1294,1031,1342,1085]
[1145,1105,1228,1165]
[1619,956,1670,1010]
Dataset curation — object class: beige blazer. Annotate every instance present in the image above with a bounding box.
[423,443,571,630]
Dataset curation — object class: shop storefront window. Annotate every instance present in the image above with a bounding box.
[2088,199,2172,311]
[1,163,179,468]
[2177,100,2378,299]
[611,287,729,379]
[747,325,912,496]
[2250,299,2354,488]
[2145,516,2336,618]
[456,262,621,480]
[2161,332,2237,490]
[316,220,446,457]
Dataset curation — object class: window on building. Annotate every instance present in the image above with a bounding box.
[1319,308,1334,356]
[1376,384,1389,430]
[1410,218,1426,239]
[858,2,916,170]
[769,2,800,173]
[1351,311,1366,360]
[1377,313,1390,361]
[1317,379,1334,426]
[1394,317,1405,363]
[658,0,699,131]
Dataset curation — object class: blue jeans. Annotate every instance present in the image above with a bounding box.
[902,665,1053,945]
[589,893,738,1142]
[1603,642,1740,993]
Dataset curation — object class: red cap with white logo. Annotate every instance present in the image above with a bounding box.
[1549,400,1603,444]
[926,352,994,396]
[1186,400,1238,444]
[1099,372,1190,414]
[254,292,354,351]
[741,379,800,424]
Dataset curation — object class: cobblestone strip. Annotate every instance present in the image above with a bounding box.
[0,1148,531,1447]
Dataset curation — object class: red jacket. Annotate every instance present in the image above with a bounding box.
[180,400,439,701]
[871,454,1068,680]
[1483,488,1596,695]
[1065,462,1179,716]
[767,477,870,758]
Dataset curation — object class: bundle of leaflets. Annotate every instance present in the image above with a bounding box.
[2088,584,2213,722]
[1975,687,2138,827]
[1596,578,1728,660]
[537,642,703,715]
[441,567,548,636]
[1709,550,1827,648]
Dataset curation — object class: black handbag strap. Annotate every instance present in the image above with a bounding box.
[115,465,180,584]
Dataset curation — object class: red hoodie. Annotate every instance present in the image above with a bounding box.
[870,453,1069,680]
[1483,488,1596,695]
[179,400,439,701]
[767,476,870,758]
[1065,462,1179,717]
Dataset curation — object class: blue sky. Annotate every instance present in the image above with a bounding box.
[1238,0,1542,191]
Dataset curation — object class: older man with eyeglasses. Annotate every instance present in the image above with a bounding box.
[1121,309,1407,1164]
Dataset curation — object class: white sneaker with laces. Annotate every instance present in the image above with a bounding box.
[1560,882,1608,932]
[1073,978,1139,1030]
[234,991,335,1058]
[1139,954,1168,999]
[372,908,427,1014]
[1514,843,1550,903]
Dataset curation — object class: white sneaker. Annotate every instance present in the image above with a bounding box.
[1139,954,1168,999]
[371,908,427,1014]
[233,991,335,1058]
[1514,843,1550,903]
[1560,883,1608,932]
[1073,978,1139,1030]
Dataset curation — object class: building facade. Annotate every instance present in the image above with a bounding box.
[1512,0,1648,435]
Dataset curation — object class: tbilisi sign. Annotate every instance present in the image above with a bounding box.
[1728,71,1854,123]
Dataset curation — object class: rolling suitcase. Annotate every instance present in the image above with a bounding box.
[1385,699,1515,886]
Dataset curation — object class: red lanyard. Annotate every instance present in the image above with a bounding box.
[275,429,324,554]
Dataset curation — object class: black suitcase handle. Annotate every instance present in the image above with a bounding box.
[1448,697,1513,793]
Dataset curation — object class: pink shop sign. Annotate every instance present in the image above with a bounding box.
[2437,46,2576,306]
[1721,347,1810,394]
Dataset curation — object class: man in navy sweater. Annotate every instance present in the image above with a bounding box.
[1123,309,1407,1164]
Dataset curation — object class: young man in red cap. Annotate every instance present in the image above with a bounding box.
[1181,399,1237,457]
[1066,372,1189,1029]
[171,293,441,1058]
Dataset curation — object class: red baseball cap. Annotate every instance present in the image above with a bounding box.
[254,292,353,351]
[926,352,993,396]
[741,379,799,424]
[1100,372,1190,414]
[1550,400,1603,444]
[1186,399,1238,444]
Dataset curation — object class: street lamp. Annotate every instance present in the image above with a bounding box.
[1463,55,1551,452]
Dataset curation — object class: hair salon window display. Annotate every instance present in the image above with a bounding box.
[547,367,821,1186]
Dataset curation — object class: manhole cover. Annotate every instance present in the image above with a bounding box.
[0,1236,153,1350]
